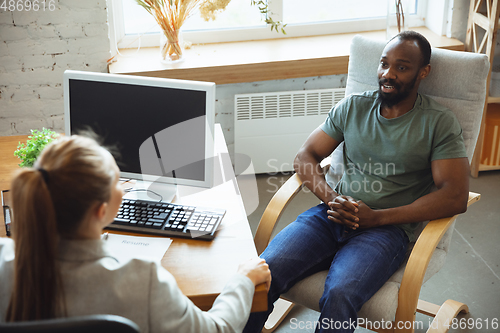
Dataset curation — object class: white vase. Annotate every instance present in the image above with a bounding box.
[386,0,410,40]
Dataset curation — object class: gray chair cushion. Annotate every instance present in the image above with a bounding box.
[285,35,488,321]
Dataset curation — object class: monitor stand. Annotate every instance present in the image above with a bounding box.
[123,180,178,203]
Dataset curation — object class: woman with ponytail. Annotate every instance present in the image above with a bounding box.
[0,135,271,333]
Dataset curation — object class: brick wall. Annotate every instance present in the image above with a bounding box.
[0,0,110,136]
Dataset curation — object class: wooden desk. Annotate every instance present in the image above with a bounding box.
[0,125,267,312]
[0,135,24,193]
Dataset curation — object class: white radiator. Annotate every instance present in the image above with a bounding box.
[234,88,346,174]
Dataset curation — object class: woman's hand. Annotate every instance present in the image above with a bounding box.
[237,258,272,291]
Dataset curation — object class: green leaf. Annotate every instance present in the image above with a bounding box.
[251,0,286,34]
[13,128,59,168]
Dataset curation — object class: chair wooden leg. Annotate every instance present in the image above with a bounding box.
[426,300,469,333]
[262,298,295,333]
[417,299,441,317]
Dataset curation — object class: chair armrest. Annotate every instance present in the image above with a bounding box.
[254,161,330,255]
[394,192,480,332]
[254,173,304,255]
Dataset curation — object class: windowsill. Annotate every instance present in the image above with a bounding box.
[108,27,464,85]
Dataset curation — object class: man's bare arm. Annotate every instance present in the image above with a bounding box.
[356,157,470,227]
[294,127,341,204]
[294,128,360,228]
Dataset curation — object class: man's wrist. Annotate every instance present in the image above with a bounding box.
[324,191,339,205]
[373,209,386,227]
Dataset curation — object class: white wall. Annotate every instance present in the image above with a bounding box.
[426,0,450,37]
[447,0,469,42]
[0,0,110,135]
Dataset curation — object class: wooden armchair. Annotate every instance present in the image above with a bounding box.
[254,35,489,333]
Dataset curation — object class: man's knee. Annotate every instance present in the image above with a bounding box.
[258,250,289,294]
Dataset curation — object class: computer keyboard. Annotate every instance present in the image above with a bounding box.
[106,198,226,240]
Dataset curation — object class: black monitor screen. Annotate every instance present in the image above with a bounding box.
[68,78,207,183]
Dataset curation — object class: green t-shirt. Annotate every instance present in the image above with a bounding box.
[320,90,467,241]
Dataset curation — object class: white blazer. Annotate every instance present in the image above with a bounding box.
[0,238,255,333]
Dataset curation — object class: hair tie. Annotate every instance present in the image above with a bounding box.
[37,168,50,184]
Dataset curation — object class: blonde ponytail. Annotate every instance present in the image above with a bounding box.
[6,135,115,321]
[6,169,62,321]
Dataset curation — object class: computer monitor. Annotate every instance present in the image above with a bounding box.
[63,70,216,201]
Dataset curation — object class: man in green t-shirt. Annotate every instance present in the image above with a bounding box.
[244,31,469,333]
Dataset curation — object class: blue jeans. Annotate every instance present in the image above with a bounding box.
[244,203,409,333]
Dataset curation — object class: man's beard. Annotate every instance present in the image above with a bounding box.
[377,73,418,108]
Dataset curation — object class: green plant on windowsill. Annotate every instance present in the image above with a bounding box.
[14,128,59,168]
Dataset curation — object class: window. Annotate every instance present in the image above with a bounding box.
[283,0,410,24]
[109,0,426,50]
[122,0,264,35]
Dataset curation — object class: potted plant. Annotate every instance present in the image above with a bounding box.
[14,128,59,167]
